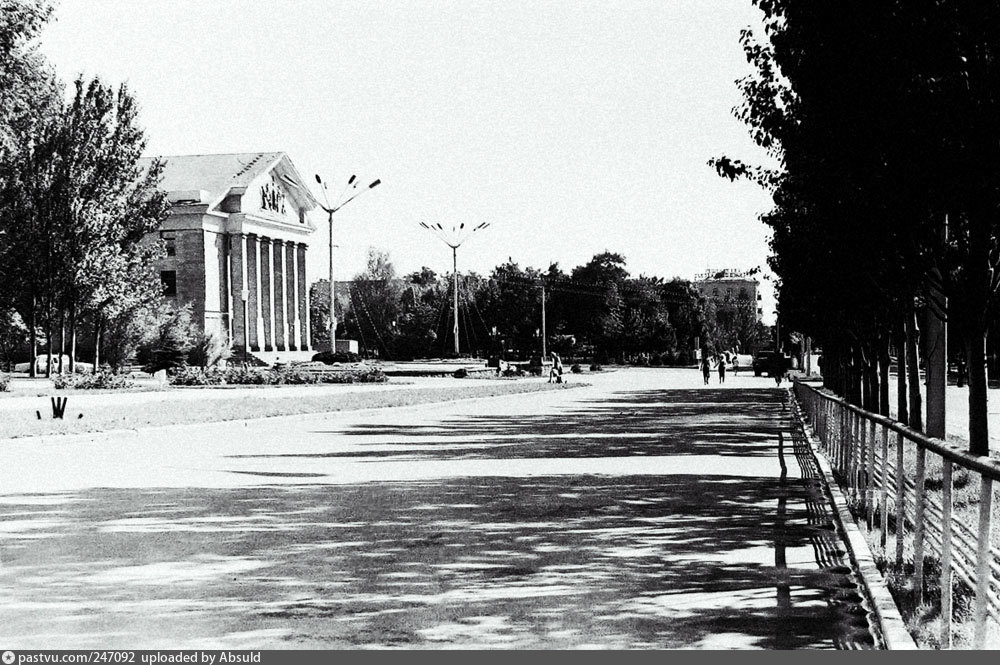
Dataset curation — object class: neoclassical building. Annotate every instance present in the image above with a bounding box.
[143,152,318,360]
[694,268,764,320]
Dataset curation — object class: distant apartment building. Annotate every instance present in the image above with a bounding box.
[694,268,763,320]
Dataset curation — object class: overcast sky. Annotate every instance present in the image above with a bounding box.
[38,0,777,320]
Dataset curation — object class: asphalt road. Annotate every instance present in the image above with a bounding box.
[0,368,877,649]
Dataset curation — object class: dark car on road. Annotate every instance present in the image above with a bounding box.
[752,351,790,377]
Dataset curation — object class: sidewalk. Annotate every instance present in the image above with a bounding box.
[0,369,891,649]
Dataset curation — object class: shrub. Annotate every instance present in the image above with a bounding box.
[225,367,277,385]
[453,368,469,378]
[590,363,603,372]
[141,305,197,373]
[169,367,223,386]
[570,364,582,374]
[188,330,232,368]
[0,373,9,391]
[273,369,320,385]
[168,365,388,386]
[312,351,361,364]
[674,349,694,366]
[316,367,387,384]
[649,354,663,366]
[53,371,135,390]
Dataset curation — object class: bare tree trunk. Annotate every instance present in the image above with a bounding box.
[28,298,37,379]
[69,303,76,374]
[896,325,908,426]
[967,332,989,456]
[924,300,947,438]
[860,346,872,410]
[879,334,891,417]
[852,345,865,406]
[906,306,923,431]
[865,344,879,412]
[58,313,65,375]
[93,316,101,373]
[45,309,53,379]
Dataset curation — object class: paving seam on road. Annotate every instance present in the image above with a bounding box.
[0,382,591,448]
[787,390,918,650]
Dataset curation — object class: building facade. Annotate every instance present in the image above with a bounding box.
[144,152,318,358]
[694,268,763,320]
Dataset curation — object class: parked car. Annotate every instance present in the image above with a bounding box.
[13,354,95,374]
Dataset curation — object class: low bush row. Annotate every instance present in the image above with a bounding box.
[168,365,387,387]
[53,371,136,390]
[0,373,9,392]
[311,351,362,364]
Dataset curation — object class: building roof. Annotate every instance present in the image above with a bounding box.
[140,152,319,211]
[694,268,759,283]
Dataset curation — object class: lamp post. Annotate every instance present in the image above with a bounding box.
[314,174,381,353]
[418,221,489,356]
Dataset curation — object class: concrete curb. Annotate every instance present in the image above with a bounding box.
[789,393,919,650]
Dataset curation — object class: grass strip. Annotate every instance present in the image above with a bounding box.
[0,381,581,441]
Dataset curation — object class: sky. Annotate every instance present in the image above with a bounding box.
[37,0,778,321]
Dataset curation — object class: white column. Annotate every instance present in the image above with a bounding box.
[255,236,265,350]
[279,240,290,351]
[300,243,311,351]
[240,234,249,353]
[267,238,277,351]
[291,242,301,350]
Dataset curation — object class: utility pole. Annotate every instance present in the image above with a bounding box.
[327,209,335,351]
[541,284,547,357]
[452,246,460,355]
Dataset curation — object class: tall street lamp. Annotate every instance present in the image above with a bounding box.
[315,174,381,353]
[418,221,489,356]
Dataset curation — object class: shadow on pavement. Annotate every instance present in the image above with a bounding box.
[232,388,793,461]
[0,388,876,649]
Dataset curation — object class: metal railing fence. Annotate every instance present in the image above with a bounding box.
[794,380,1000,648]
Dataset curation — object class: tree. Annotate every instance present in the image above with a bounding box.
[140,304,196,373]
[345,248,403,358]
[477,260,544,358]
[0,307,27,370]
[407,266,438,286]
[0,0,59,156]
[715,1,1000,454]
[309,280,331,352]
[567,252,629,361]
[0,0,58,376]
[0,76,168,375]
[620,276,675,359]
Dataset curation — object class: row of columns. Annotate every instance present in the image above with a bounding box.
[230,233,310,354]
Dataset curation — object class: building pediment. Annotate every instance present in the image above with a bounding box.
[144,152,318,234]
[241,156,318,231]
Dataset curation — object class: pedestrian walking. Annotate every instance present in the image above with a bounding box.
[718,355,727,384]
[769,354,789,386]
[701,354,711,385]
[548,352,564,383]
